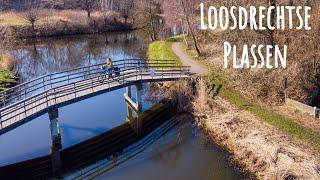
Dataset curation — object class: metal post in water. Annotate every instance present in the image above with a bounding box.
[48,107,62,178]
[126,86,132,98]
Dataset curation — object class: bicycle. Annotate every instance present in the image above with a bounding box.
[98,67,121,83]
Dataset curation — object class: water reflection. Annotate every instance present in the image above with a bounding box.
[99,120,244,180]
[9,32,147,82]
[0,83,157,167]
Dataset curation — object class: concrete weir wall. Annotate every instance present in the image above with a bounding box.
[286,98,320,119]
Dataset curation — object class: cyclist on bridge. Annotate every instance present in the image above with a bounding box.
[102,58,114,78]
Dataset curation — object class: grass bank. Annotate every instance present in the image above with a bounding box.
[0,54,17,90]
[147,40,180,66]
[178,40,320,151]
[0,69,16,90]
[0,10,132,43]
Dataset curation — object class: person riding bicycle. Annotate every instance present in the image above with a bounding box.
[102,58,114,78]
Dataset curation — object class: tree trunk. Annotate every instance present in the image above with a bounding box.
[31,22,35,37]
[148,0,157,41]
[268,0,276,46]
[180,0,201,56]
[180,20,190,47]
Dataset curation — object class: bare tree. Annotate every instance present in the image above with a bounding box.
[163,0,200,55]
[179,0,201,56]
[22,9,40,33]
[119,0,134,24]
[100,0,114,11]
[79,0,97,18]
[134,0,163,41]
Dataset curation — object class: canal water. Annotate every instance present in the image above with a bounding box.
[99,121,243,180]
[0,32,244,179]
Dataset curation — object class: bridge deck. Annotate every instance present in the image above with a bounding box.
[0,60,191,135]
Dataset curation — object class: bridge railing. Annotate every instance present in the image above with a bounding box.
[0,61,191,132]
[0,59,179,108]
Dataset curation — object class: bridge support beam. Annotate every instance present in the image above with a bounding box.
[126,86,132,99]
[48,107,62,178]
[124,84,143,112]
[125,102,142,137]
[135,83,143,111]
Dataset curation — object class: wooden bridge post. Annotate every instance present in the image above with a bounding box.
[48,107,62,178]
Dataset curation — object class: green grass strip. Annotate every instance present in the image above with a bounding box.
[166,34,185,42]
[147,40,181,66]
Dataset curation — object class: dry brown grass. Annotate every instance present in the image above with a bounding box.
[0,53,14,70]
[195,92,320,179]
[162,80,195,113]
[0,9,121,27]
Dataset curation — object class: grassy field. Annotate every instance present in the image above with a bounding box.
[147,40,180,66]
[179,40,320,151]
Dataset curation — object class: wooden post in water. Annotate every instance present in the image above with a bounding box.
[48,107,62,178]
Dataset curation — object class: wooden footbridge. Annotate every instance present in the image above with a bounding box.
[0,59,191,135]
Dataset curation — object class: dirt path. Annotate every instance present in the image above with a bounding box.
[172,42,208,75]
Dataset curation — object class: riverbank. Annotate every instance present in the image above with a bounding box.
[0,10,133,45]
[0,53,17,90]
[179,41,320,151]
[164,40,320,179]
[195,95,320,179]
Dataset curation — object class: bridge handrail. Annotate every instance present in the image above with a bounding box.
[0,64,191,130]
[0,69,141,118]
[0,59,180,108]
[0,59,172,96]
[0,66,190,113]
[0,60,177,97]
[2,63,180,104]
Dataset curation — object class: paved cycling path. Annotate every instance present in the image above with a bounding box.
[172,42,208,75]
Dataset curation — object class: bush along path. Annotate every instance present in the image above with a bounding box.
[171,41,320,179]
